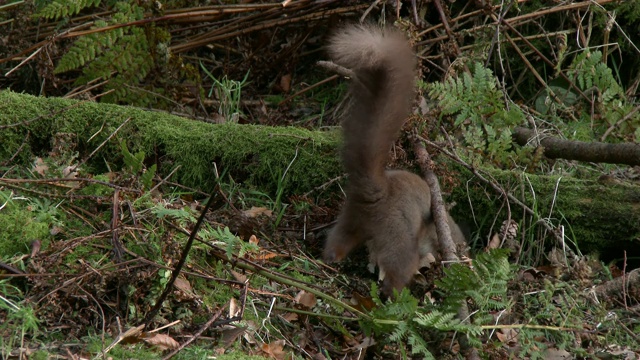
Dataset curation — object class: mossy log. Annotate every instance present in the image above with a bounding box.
[0,90,341,197]
[447,164,640,256]
[1,90,638,255]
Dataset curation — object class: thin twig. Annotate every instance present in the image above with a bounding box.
[72,117,133,173]
[161,301,229,360]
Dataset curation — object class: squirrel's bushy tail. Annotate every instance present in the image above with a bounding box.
[327,24,416,199]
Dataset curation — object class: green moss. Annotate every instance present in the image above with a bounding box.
[78,174,116,197]
[85,337,159,359]
[29,351,50,360]
[0,90,342,197]
[0,192,50,258]
[449,165,640,253]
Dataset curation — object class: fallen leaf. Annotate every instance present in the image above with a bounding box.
[118,324,146,344]
[261,339,286,359]
[174,276,192,293]
[345,336,375,351]
[33,158,48,176]
[220,325,246,347]
[487,233,501,250]
[252,251,279,261]
[281,312,298,322]
[229,298,241,318]
[243,207,273,218]
[280,74,292,93]
[230,269,247,283]
[496,328,519,345]
[143,333,179,351]
[29,240,41,258]
[294,290,316,308]
[350,291,375,311]
[542,348,572,359]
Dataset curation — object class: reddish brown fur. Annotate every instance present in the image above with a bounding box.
[323,25,465,297]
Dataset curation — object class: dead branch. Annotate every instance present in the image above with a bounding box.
[593,268,640,304]
[412,138,459,262]
[513,127,640,166]
[412,136,480,360]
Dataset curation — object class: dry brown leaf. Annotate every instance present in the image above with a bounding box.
[174,276,192,293]
[143,333,180,351]
[252,251,278,261]
[294,290,316,308]
[243,206,273,218]
[242,326,258,345]
[229,297,241,318]
[118,324,146,344]
[344,336,375,351]
[496,328,519,345]
[261,339,286,360]
[220,325,247,347]
[280,74,292,93]
[33,158,48,176]
[311,353,328,360]
[487,233,501,250]
[417,95,429,115]
[350,291,375,311]
[542,348,572,359]
[230,269,247,283]
[281,312,298,322]
[29,240,41,258]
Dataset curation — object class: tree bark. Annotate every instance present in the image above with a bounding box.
[512,127,640,166]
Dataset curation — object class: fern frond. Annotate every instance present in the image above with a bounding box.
[407,329,435,359]
[36,0,102,20]
[426,62,525,166]
[389,321,408,342]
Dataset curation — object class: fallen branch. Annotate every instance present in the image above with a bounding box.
[593,268,640,304]
[412,137,458,262]
[412,136,480,360]
[513,127,640,166]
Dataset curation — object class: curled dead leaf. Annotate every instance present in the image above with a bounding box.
[229,298,242,318]
[33,158,48,176]
[261,339,286,360]
[230,269,247,283]
[29,240,41,258]
[243,207,273,218]
[143,333,180,351]
[280,74,292,93]
[220,325,246,347]
[294,290,316,309]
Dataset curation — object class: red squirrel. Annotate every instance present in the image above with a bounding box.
[323,24,465,297]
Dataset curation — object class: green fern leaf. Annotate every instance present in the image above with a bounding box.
[407,329,435,358]
[36,0,102,20]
